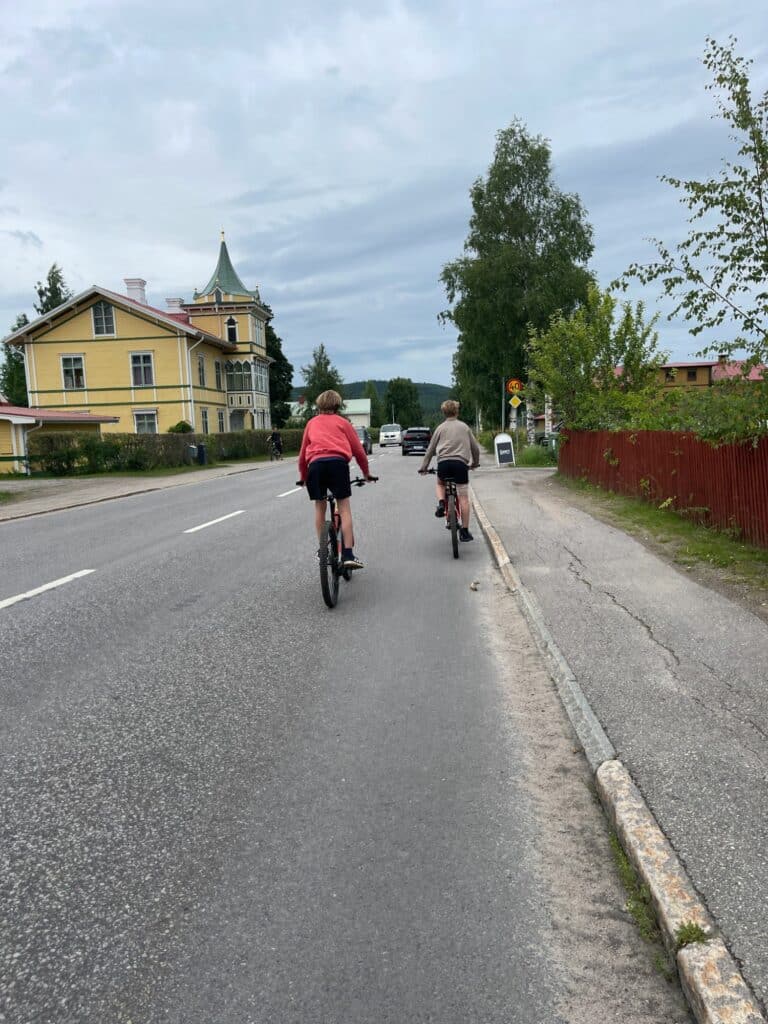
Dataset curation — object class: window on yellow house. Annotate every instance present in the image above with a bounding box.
[131,353,154,386]
[198,354,206,386]
[225,360,252,391]
[687,369,697,382]
[218,409,225,432]
[62,355,85,390]
[92,301,115,336]
[201,408,209,433]
[255,361,268,393]
[226,317,238,344]
[215,360,222,389]
[134,411,157,433]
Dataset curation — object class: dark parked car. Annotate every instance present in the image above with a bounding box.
[354,425,373,455]
[401,427,432,456]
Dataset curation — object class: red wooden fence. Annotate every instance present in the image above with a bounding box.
[558,430,768,548]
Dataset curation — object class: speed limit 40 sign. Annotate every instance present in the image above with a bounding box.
[505,377,524,394]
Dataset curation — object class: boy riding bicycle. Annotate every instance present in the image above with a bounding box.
[418,400,480,541]
[297,390,375,569]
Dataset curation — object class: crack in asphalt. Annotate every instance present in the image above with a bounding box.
[563,548,682,668]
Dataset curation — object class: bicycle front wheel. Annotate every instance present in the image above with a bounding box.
[319,522,340,607]
[447,493,459,559]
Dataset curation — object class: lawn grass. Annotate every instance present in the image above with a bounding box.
[556,474,768,598]
[0,491,13,504]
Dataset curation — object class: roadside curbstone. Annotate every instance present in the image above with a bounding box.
[470,482,767,1024]
[596,759,712,950]
[679,939,766,1024]
[471,486,615,771]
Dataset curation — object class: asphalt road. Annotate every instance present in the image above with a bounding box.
[472,466,768,1012]
[0,453,691,1023]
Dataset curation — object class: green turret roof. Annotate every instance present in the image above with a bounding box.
[196,233,260,300]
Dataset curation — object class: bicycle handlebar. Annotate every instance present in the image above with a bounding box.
[295,476,378,487]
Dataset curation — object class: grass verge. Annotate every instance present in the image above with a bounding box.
[609,832,676,980]
[0,491,13,505]
[554,474,768,621]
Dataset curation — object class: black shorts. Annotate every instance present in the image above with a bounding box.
[437,458,469,485]
[306,457,351,501]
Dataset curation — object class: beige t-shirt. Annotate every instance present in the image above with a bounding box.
[420,418,480,471]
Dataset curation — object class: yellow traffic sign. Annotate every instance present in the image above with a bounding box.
[509,395,522,408]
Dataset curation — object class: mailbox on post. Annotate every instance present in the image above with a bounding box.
[494,432,515,466]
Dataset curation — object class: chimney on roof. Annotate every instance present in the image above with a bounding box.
[165,297,184,311]
[124,278,147,304]
[717,352,728,365]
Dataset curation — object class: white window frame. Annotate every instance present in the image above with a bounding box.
[198,353,206,387]
[131,352,154,387]
[133,410,158,434]
[254,361,268,394]
[92,301,115,337]
[61,354,86,390]
[201,408,209,434]
[217,409,226,432]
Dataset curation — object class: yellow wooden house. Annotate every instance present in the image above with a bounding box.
[3,234,273,440]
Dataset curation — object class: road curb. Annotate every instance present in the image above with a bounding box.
[470,485,767,1024]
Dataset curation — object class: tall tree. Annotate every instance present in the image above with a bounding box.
[440,119,594,426]
[300,343,344,417]
[363,380,384,427]
[34,263,73,315]
[527,285,667,429]
[264,311,294,427]
[0,314,29,406]
[621,38,768,368]
[383,377,422,426]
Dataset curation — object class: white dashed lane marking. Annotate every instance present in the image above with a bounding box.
[0,569,95,611]
[184,510,245,534]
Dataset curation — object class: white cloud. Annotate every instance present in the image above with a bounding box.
[2,0,768,380]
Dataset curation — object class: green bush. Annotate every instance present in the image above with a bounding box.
[29,433,80,475]
[27,426,307,475]
[517,443,557,466]
[167,420,193,433]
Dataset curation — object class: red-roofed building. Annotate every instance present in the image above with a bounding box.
[658,356,765,388]
[1,234,274,469]
[0,402,119,473]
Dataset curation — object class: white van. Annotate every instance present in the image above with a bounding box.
[379,423,402,447]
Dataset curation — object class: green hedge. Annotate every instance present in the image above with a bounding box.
[28,429,305,475]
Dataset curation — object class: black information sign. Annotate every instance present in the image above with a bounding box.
[496,442,513,464]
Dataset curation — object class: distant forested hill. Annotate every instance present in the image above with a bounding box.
[290,380,453,415]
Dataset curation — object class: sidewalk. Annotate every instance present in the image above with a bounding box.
[471,462,767,1023]
[0,459,293,522]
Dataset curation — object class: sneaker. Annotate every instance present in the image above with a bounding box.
[434,501,446,518]
[459,527,474,542]
[343,554,365,570]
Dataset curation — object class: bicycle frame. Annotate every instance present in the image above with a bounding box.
[298,475,375,608]
[428,468,463,559]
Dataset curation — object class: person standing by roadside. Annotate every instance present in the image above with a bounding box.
[418,400,480,541]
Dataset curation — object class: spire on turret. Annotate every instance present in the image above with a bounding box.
[197,233,259,300]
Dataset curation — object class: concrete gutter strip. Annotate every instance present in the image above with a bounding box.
[470,484,767,1024]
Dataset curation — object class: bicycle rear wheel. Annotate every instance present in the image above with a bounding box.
[447,493,459,558]
[319,522,340,607]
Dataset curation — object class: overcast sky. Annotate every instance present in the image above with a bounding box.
[2,0,767,386]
